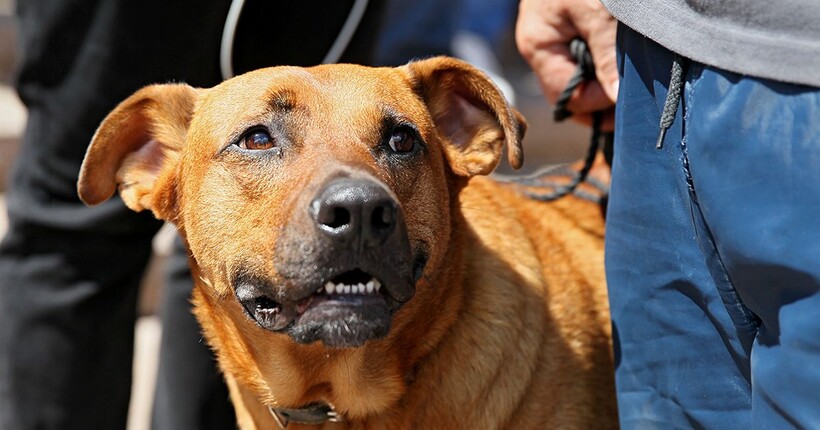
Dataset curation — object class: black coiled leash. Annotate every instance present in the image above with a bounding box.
[525,38,613,202]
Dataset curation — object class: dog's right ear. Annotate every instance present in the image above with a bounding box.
[78,84,198,220]
[404,56,526,178]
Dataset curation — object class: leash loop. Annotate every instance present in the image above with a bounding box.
[553,38,596,122]
[526,38,612,202]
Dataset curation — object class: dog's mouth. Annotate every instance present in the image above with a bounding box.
[237,254,426,348]
[289,268,393,347]
[317,268,384,298]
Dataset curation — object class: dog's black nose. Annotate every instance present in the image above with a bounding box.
[310,178,398,247]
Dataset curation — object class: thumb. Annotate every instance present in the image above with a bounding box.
[591,47,619,103]
[586,22,619,103]
[574,6,619,103]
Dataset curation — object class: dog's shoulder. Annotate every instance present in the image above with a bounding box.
[458,176,606,283]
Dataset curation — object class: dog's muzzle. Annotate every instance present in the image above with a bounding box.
[235,176,425,348]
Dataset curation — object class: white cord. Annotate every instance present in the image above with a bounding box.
[321,0,369,65]
[219,0,247,81]
[219,0,370,81]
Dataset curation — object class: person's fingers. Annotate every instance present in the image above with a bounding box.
[525,44,582,104]
[571,3,619,102]
[517,1,573,104]
[586,26,619,102]
[516,0,618,122]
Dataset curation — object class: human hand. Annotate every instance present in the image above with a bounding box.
[516,0,618,129]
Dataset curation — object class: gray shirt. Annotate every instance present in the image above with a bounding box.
[602,0,820,87]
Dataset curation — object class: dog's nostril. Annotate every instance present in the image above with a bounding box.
[312,178,399,245]
[371,205,394,229]
[326,207,351,229]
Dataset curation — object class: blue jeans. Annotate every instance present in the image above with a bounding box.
[607,24,820,429]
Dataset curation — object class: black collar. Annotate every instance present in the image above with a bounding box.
[269,403,342,428]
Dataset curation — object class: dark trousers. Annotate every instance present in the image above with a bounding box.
[0,1,383,428]
[607,24,820,429]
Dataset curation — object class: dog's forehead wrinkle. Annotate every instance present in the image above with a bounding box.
[379,104,419,129]
[264,88,297,113]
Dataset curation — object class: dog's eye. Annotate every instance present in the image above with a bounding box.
[239,130,276,150]
[388,126,417,153]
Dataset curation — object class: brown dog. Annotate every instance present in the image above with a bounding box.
[78,57,617,429]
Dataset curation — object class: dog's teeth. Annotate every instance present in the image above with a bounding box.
[325,280,382,295]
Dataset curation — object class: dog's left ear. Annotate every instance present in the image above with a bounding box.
[405,56,526,177]
[78,83,198,220]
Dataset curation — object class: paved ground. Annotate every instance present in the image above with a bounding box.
[0,86,23,192]
[129,317,162,430]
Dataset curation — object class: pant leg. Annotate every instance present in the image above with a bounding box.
[150,235,236,430]
[606,24,754,429]
[683,66,820,428]
[0,1,231,428]
[0,224,158,430]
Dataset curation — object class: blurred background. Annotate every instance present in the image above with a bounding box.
[0,0,590,428]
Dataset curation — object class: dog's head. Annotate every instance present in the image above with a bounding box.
[79,57,525,414]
